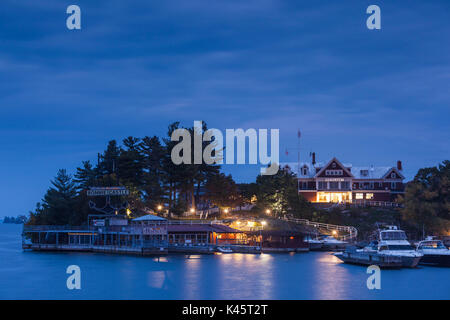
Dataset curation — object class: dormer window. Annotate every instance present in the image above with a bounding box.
[360,170,369,177]
[332,163,337,168]
[302,166,308,176]
[391,172,396,178]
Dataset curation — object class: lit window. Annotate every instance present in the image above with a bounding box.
[366,193,374,200]
[355,193,364,200]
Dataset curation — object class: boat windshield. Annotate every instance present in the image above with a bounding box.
[419,241,447,249]
[380,245,415,251]
[380,231,407,241]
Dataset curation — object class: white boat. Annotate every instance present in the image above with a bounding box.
[335,226,422,268]
[304,235,323,251]
[305,234,347,251]
[364,226,422,268]
[417,237,450,267]
[216,246,233,253]
[321,235,348,251]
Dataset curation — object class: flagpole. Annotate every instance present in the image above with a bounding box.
[297,129,301,193]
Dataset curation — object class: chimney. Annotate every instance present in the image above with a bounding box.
[312,152,316,165]
[397,160,402,171]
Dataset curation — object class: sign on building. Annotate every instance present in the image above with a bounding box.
[109,219,128,226]
[87,187,129,197]
[93,219,105,227]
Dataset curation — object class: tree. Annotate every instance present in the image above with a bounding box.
[254,167,312,218]
[99,140,120,176]
[118,136,144,187]
[401,160,450,234]
[74,161,97,191]
[31,169,78,225]
[141,136,167,210]
[205,173,241,211]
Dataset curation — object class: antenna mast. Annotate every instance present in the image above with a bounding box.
[297,129,301,192]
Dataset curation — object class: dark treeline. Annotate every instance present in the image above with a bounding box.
[28,122,313,226]
[3,216,27,224]
[400,160,450,235]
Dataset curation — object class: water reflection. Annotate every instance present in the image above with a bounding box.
[1,225,449,299]
[311,253,355,299]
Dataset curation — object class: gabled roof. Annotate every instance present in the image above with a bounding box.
[314,157,354,178]
[381,167,405,180]
[281,162,320,178]
[132,214,166,221]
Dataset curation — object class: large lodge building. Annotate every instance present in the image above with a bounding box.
[284,154,405,204]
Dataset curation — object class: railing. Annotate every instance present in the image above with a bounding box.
[347,200,403,208]
[167,219,226,225]
[23,225,90,232]
[282,216,358,241]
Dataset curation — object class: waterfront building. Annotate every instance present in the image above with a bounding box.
[283,154,405,204]
[167,224,246,246]
[247,230,309,252]
[23,214,169,255]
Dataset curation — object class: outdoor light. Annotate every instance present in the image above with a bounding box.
[261,220,267,226]
[236,221,241,225]
[190,208,195,213]
[265,209,271,214]
[126,208,131,216]
[157,205,163,211]
[332,230,337,236]
[224,208,229,214]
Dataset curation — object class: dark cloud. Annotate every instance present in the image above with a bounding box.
[0,0,449,216]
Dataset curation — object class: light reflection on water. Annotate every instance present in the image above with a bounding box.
[0,224,449,300]
[311,253,355,299]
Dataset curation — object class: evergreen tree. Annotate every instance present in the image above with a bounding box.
[99,140,120,176]
[33,169,78,225]
[118,136,144,187]
[74,160,97,191]
[205,173,241,211]
[141,136,167,210]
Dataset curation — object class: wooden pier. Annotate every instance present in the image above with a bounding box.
[22,218,169,256]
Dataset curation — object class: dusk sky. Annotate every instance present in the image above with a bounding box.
[1,0,449,218]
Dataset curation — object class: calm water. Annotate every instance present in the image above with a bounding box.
[0,224,448,300]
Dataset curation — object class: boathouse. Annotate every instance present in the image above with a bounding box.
[247,230,309,252]
[167,224,246,246]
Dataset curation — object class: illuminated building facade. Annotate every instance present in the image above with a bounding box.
[284,156,405,203]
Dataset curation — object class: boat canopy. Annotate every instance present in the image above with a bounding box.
[132,214,167,222]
